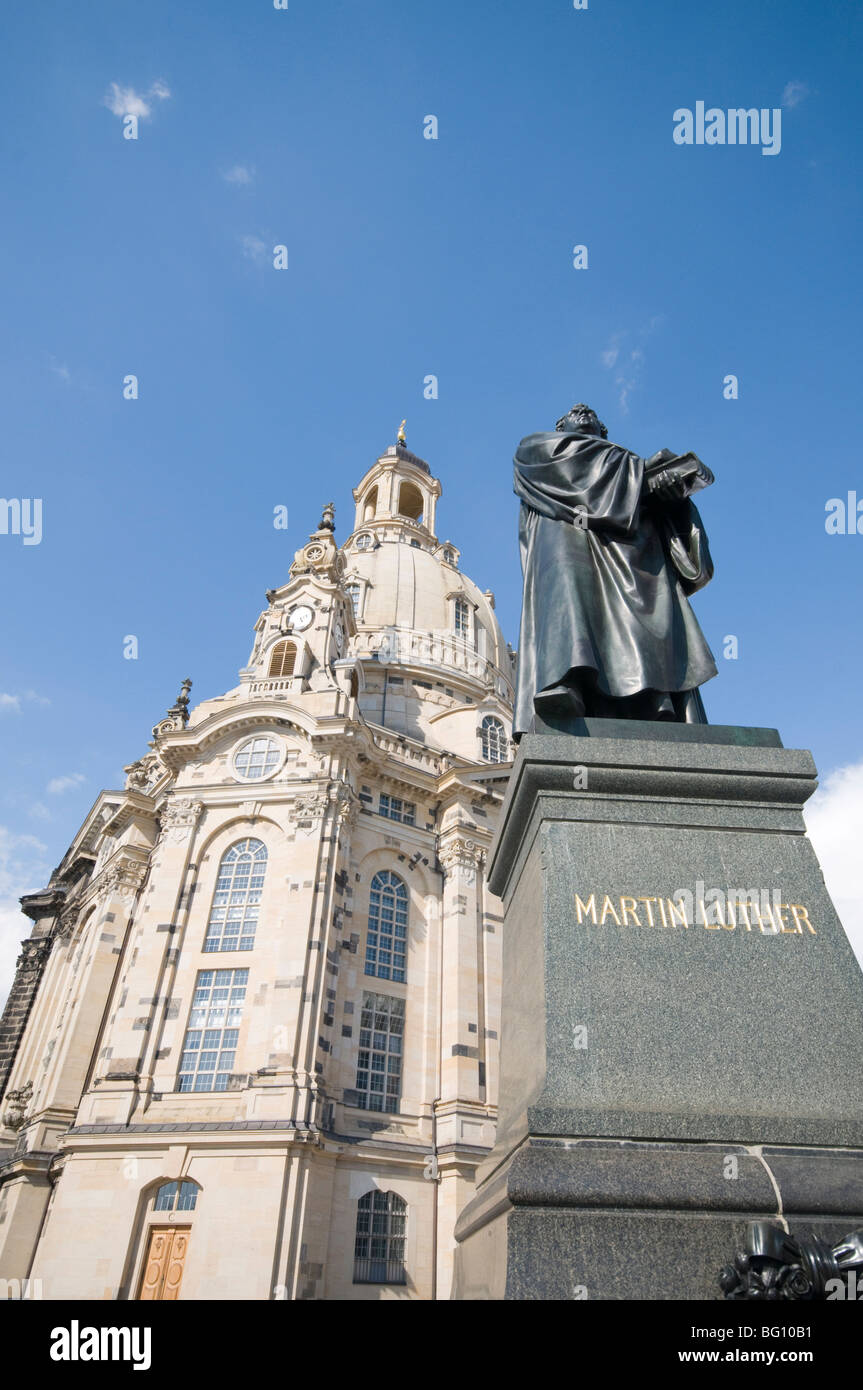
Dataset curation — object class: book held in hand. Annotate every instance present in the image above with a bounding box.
[645,449,715,498]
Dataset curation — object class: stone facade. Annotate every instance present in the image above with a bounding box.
[0,443,514,1300]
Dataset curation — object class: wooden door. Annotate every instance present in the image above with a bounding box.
[138,1227,190,1301]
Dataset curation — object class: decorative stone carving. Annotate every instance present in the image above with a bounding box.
[289,792,329,823]
[330,782,359,828]
[285,783,358,828]
[15,937,52,974]
[439,837,483,881]
[159,799,204,844]
[55,905,81,941]
[100,859,148,904]
[720,1221,863,1300]
[3,1080,33,1132]
[124,753,165,793]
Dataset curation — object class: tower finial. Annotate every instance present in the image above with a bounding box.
[397,419,406,446]
[318,501,335,533]
[167,678,192,726]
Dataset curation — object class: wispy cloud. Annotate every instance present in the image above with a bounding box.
[28,802,51,823]
[47,773,86,796]
[0,827,50,1011]
[241,234,268,264]
[103,79,171,121]
[0,691,50,715]
[48,357,72,385]
[805,759,863,969]
[599,317,664,413]
[223,165,255,187]
[782,80,809,110]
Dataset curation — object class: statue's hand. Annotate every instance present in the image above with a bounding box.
[648,469,688,504]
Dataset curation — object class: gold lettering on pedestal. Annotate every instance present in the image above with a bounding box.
[790,904,816,935]
[573,892,819,938]
[637,896,657,925]
[698,898,722,929]
[665,898,689,929]
[599,896,621,926]
[574,894,597,924]
[620,897,640,926]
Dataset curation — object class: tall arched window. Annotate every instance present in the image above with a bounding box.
[353,1191,407,1285]
[454,597,470,637]
[268,640,296,677]
[204,839,267,952]
[365,870,408,982]
[480,715,507,763]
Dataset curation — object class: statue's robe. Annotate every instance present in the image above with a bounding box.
[513,428,718,736]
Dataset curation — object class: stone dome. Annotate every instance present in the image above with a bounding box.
[339,445,514,755]
[341,447,514,703]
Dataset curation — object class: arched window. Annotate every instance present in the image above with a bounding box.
[204,840,267,952]
[154,1180,199,1213]
[345,582,361,617]
[353,1190,407,1285]
[355,533,373,550]
[397,482,423,523]
[480,715,507,763]
[365,871,408,982]
[454,597,470,637]
[363,486,378,521]
[268,640,296,677]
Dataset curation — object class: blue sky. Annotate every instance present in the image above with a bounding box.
[1,0,862,995]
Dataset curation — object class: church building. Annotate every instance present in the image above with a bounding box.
[0,440,515,1300]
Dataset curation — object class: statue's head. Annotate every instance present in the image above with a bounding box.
[555,403,608,439]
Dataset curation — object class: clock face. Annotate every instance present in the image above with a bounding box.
[290,605,314,632]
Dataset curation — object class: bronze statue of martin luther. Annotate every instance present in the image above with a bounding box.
[513,403,718,738]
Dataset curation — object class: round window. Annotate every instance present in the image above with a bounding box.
[233,735,283,782]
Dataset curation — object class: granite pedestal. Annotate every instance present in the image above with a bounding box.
[453,721,863,1299]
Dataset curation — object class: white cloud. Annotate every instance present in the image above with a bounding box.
[28,802,52,823]
[804,759,863,970]
[103,80,171,121]
[241,234,268,264]
[782,81,809,110]
[223,165,255,187]
[0,828,50,1013]
[46,773,85,796]
[49,359,72,384]
[0,691,49,715]
[599,318,664,413]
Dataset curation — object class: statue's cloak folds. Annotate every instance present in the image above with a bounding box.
[513,429,718,735]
